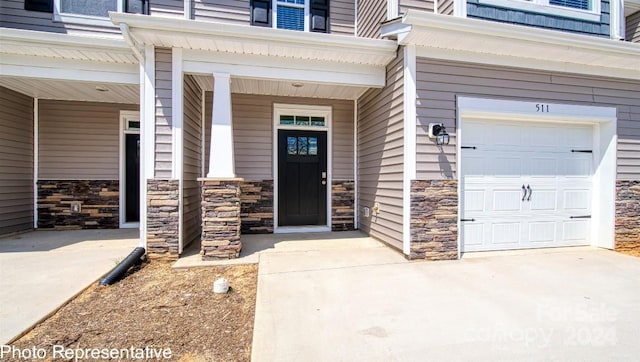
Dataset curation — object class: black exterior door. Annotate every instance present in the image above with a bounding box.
[125,133,140,223]
[278,130,327,226]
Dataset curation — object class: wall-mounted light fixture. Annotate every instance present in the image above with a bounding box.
[428,123,450,146]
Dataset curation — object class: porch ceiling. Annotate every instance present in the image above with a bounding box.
[192,75,368,100]
[0,77,139,104]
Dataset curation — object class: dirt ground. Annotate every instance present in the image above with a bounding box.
[9,262,258,361]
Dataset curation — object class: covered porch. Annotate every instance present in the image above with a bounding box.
[110,13,397,260]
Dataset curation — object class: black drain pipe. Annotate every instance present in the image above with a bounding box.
[99,247,146,286]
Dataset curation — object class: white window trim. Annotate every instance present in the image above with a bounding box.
[119,110,141,229]
[478,0,601,22]
[273,104,332,233]
[53,0,123,27]
[272,0,310,31]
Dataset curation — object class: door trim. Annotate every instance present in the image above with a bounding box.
[273,104,332,233]
[119,110,140,229]
[457,97,617,254]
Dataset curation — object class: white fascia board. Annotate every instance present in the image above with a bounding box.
[183,50,386,87]
[401,10,640,56]
[110,13,397,65]
[0,27,127,49]
[415,46,640,80]
[1,53,138,83]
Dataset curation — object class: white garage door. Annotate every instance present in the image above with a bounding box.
[461,119,594,252]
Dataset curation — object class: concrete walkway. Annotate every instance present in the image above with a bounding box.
[251,234,640,361]
[0,229,139,344]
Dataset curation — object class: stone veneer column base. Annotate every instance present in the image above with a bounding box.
[240,181,274,234]
[38,180,119,229]
[146,179,179,259]
[410,180,458,260]
[616,180,640,253]
[332,180,355,231]
[200,178,243,260]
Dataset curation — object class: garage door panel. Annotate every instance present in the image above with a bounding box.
[492,190,522,212]
[491,223,521,244]
[528,222,556,243]
[461,119,593,252]
[529,189,557,211]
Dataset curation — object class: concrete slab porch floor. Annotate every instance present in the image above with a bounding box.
[251,237,640,361]
[0,229,139,344]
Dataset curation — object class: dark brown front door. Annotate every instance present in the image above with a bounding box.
[278,130,327,226]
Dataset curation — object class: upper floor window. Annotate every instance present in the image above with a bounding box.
[52,0,148,27]
[250,0,329,33]
[478,0,601,22]
[25,0,53,12]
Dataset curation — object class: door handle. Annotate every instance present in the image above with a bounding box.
[526,185,532,202]
[521,184,526,201]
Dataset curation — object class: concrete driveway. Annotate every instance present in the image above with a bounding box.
[0,229,139,344]
[251,233,640,361]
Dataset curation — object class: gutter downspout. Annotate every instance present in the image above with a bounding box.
[119,23,144,62]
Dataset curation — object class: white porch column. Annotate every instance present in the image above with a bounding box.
[207,73,235,178]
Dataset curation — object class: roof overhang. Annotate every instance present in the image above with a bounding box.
[383,11,640,80]
[0,28,139,102]
[110,13,397,92]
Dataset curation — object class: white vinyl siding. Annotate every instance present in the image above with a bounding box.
[183,75,202,248]
[415,58,640,181]
[0,87,34,235]
[357,51,404,249]
[38,100,137,179]
[155,48,173,178]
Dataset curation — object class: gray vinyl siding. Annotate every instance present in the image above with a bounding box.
[183,75,202,248]
[155,48,173,179]
[438,0,454,15]
[330,0,355,35]
[203,93,354,180]
[357,50,404,249]
[467,0,611,37]
[0,0,120,35]
[0,87,33,235]
[627,11,640,42]
[357,0,387,38]
[415,58,640,180]
[38,100,137,179]
[192,0,250,25]
[150,0,185,17]
[399,0,434,14]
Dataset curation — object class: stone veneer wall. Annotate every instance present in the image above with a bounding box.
[410,180,458,260]
[240,181,274,234]
[201,179,242,259]
[332,180,355,231]
[38,180,119,229]
[615,180,640,253]
[146,179,179,259]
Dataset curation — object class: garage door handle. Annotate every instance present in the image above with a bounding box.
[522,184,527,201]
[526,185,532,201]
[461,218,476,222]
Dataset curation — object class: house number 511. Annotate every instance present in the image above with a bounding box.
[536,104,550,112]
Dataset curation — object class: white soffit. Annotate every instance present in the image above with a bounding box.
[0,77,139,104]
[0,28,137,64]
[386,11,640,80]
[110,13,397,67]
[192,75,368,100]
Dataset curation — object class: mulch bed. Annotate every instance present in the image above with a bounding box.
[8,262,258,361]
